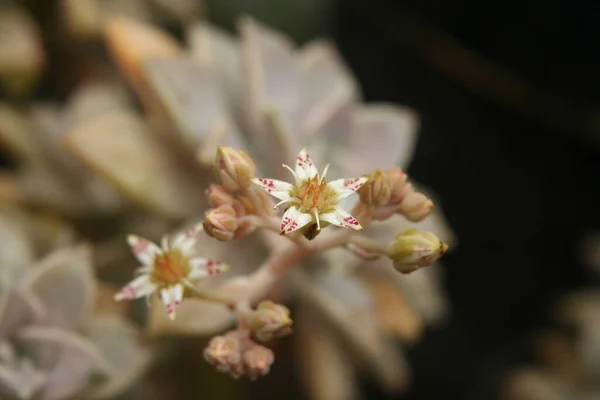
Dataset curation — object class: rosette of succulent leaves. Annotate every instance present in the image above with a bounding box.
[0,5,456,399]
[0,212,151,400]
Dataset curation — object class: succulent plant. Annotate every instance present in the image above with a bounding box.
[0,4,455,399]
[98,15,456,398]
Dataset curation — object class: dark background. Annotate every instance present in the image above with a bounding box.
[330,0,600,399]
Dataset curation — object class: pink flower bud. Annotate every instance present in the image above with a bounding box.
[358,169,392,207]
[204,334,242,373]
[203,205,238,241]
[243,345,274,381]
[206,184,235,208]
[248,301,292,342]
[396,191,434,222]
[387,167,410,204]
[387,228,448,274]
[215,147,256,191]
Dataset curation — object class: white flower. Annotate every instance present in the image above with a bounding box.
[251,148,367,240]
[114,223,229,320]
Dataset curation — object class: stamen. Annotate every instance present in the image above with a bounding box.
[313,209,321,231]
[273,198,293,209]
[282,164,297,179]
[320,164,331,183]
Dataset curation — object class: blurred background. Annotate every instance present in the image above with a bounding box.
[0,0,599,400]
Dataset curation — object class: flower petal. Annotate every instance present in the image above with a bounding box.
[126,234,161,265]
[171,222,204,255]
[251,178,294,200]
[295,148,318,181]
[114,274,155,302]
[188,258,229,280]
[320,207,362,230]
[280,206,313,234]
[327,177,368,201]
[160,285,182,320]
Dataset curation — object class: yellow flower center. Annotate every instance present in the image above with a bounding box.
[151,249,190,286]
[292,176,337,213]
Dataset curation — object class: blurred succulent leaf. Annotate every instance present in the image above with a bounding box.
[147,296,234,336]
[0,172,20,205]
[0,208,75,256]
[259,107,295,178]
[16,163,94,216]
[99,0,156,24]
[149,0,202,23]
[238,17,299,141]
[361,273,423,343]
[0,7,45,97]
[0,286,44,338]
[292,269,408,393]
[295,40,359,138]
[104,16,180,109]
[0,358,47,400]
[61,0,102,38]
[303,102,353,175]
[186,22,243,110]
[336,104,420,177]
[499,369,564,400]
[23,244,95,330]
[142,57,229,148]
[64,110,204,218]
[17,326,113,400]
[0,212,35,281]
[85,314,152,399]
[66,81,133,126]
[0,104,38,162]
[296,302,359,400]
[196,119,246,168]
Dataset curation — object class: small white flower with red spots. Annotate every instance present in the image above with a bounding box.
[251,148,367,240]
[114,223,229,320]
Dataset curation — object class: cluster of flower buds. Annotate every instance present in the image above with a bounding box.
[204,148,276,241]
[386,228,448,274]
[203,184,252,241]
[204,330,275,380]
[247,301,293,342]
[357,167,434,222]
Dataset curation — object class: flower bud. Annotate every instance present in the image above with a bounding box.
[396,191,434,222]
[358,169,392,207]
[243,345,274,381]
[387,228,448,274]
[248,300,292,342]
[215,147,256,191]
[203,205,238,241]
[204,334,242,373]
[387,167,410,204]
[206,184,235,208]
